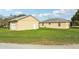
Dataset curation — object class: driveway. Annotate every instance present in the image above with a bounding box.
[0,43,79,49]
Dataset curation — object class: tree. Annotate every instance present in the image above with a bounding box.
[71,9,79,26]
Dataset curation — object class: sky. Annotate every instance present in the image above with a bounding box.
[0,9,77,21]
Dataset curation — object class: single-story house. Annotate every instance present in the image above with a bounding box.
[9,15,39,31]
[40,18,70,29]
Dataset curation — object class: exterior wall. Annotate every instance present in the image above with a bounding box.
[15,16,39,30]
[40,22,70,29]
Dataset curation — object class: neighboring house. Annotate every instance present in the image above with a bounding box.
[9,15,39,31]
[40,18,70,29]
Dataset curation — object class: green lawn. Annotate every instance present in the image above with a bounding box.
[0,28,79,45]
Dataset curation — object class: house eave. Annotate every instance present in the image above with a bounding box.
[40,21,70,23]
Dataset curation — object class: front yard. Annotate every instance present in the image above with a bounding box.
[0,28,79,45]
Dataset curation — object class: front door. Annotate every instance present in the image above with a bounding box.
[33,24,36,29]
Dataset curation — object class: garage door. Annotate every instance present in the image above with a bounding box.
[10,23,16,30]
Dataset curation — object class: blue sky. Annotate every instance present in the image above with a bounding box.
[0,9,77,21]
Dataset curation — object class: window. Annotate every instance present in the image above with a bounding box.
[42,23,44,26]
[58,23,61,27]
[49,22,51,25]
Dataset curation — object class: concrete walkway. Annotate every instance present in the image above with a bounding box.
[0,43,79,49]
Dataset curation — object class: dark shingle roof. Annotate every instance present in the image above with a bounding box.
[41,18,70,23]
[9,15,39,22]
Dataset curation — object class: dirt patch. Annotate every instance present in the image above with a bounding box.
[31,40,69,45]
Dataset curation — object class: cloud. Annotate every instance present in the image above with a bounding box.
[53,9,77,15]
[51,9,77,19]
[32,10,68,17]
[32,13,51,17]
[38,13,50,17]
[4,9,13,11]
[53,9,68,14]
[32,9,77,20]
[15,11,24,15]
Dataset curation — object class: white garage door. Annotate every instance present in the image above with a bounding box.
[10,23,16,30]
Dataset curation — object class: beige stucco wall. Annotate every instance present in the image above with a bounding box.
[40,22,70,29]
[10,16,39,30]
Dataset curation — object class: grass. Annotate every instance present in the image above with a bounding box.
[0,28,79,45]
